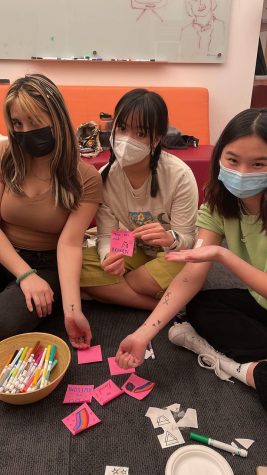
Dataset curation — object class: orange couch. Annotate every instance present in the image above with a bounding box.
[0,85,210,144]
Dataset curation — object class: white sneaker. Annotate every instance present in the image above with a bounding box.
[197,354,232,381]
[168,321,232,381]
[169,321,212,354]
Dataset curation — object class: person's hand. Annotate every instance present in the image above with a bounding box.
[132,223,174,248]
[165,245,224,263]
[20,273,54,318]
[64,311,92,349]
[102,252,125,276]
[115,332,149,369]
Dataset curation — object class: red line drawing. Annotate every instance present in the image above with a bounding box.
[131,0,168,22]
[180,0,225,57]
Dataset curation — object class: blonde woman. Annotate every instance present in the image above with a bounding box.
[0,74,102,348]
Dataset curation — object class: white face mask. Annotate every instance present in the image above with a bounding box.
[110,134,151,167]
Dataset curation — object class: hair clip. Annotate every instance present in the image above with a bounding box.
[45,85,54,97]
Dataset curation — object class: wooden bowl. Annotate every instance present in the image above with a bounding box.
[0,332,71,405]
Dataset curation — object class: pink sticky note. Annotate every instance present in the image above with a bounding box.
[108,357,135,376]
[93,379,123,405]
[110,230,135,257]
[122,374,155,400]
[62,403,101,435]
[77,345,103,364]
[63,384,94,404]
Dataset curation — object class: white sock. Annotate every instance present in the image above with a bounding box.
[219,359,251,385]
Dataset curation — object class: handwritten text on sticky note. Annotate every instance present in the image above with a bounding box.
[110,230,135,256]
[63,384,94,404]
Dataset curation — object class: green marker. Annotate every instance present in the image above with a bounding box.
[190,432,248,458]
[44,344,57,386]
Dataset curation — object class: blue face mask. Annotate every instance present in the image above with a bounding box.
[218,162,267,198]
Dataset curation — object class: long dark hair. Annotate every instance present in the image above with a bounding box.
[205,108,267,232]
[2,74,81,210]
[101,88,168,197]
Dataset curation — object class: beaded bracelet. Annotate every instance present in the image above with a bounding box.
[16,269,37,285]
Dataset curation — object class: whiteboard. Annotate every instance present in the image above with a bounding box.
[0,0,232,62]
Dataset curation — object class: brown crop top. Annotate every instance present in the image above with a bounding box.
[0,143,102,250]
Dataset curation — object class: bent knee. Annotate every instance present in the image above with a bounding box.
[125,269,162,298]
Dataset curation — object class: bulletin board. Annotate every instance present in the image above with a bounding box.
[0,0,232,63]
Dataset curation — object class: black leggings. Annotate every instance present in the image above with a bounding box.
[0,249,61,341]
[186,289,267,363]
[186,289,267,410]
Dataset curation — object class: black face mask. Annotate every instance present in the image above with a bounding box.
[14,126,55,157]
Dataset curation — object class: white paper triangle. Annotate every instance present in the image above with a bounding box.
[235,438,255,449]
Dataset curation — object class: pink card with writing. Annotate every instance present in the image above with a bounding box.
[77,345,103,364]
[122,374,155,400]
[63,384,94,404]
[62,403,101,435]
[110,230,135,257]
[93,379,124,406]
[108,357,135,376]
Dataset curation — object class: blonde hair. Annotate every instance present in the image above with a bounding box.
[2,74,82,210]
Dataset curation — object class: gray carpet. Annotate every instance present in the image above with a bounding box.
[0,293,267,475]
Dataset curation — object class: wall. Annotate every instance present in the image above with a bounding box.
[0,0,263,144]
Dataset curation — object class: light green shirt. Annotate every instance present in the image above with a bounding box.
[197,204,267,310]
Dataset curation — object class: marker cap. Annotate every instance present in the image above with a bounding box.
[190,432,209,444]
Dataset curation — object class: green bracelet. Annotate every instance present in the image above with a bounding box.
[16,269,37,285]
